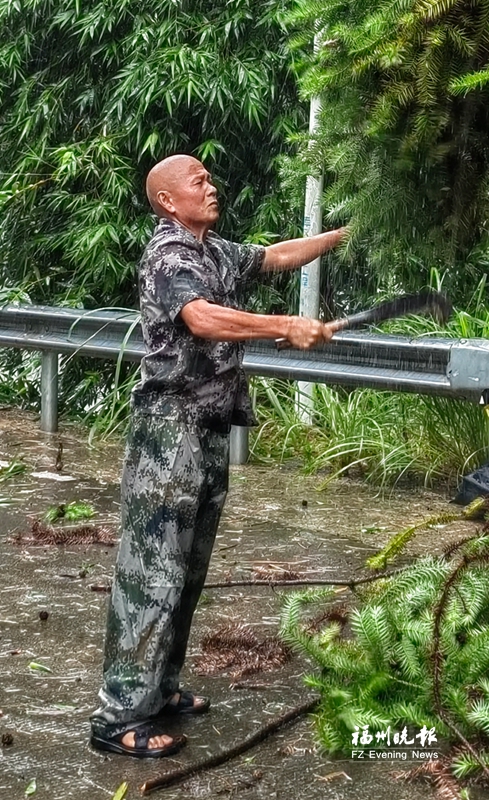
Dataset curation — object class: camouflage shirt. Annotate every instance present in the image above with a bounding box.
[133,217,265,430]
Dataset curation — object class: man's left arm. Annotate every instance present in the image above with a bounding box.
[262,228,346,273]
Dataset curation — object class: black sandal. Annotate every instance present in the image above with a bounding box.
[90,721,187,759]
[161,690,210,716]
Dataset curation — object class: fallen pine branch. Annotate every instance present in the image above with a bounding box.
[230,681,290,690]
[432,550,489,781]
[91,571,402,597]
[194,623,290,678]
[204,571,402,589]
[139,696,319,795]
[13,519,116,546]
[366,496,489,570]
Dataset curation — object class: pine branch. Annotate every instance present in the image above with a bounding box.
[431,549,489,780]
[366,497,489,570]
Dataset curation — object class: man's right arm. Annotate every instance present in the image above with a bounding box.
[180,299,342,350]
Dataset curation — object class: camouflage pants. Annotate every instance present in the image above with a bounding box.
[90,408,229,736]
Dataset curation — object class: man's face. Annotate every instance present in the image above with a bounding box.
[160,160,219,230]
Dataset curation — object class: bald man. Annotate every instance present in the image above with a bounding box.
[90,154,345,758]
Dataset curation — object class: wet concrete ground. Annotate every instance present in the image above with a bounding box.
[0,409,485,800]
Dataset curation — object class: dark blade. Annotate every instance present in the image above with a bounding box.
[275,290,452,349]
[343,290,452,329]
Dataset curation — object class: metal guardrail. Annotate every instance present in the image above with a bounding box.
[0,305,144,434]
[246,336,453,396]
[1,304,489,462]
[0,304,144,361]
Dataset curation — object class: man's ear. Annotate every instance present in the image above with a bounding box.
[157,189,175,214]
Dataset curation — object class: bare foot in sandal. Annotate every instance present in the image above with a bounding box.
[162,690,210,715]
[121,730,175,750]
[90,721,187,759]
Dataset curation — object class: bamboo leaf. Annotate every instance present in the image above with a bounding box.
[28,662,52,674]
[111,782,129,800]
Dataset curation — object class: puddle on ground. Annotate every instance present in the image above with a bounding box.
[0,409,485,799]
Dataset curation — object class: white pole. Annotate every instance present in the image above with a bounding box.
[229,425,249,465]
[296,56,323,423]
[40,350,59,433]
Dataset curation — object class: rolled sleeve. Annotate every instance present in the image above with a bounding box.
[153,245,215,322]
[234,243,266,285]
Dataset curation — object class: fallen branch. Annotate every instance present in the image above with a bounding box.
[366,496,489,570]
[230,681,289,690]
[13,519,116,546]
[204,571,402,589]
[140,696,319,795]
[90,571,402,597]
[195,623,290,678]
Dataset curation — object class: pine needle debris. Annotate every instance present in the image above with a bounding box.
[195,623,290,678]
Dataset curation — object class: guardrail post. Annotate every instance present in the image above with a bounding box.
[230,425,249,465]
[40,351,59,433]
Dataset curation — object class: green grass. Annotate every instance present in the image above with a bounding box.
[250,377,489,489]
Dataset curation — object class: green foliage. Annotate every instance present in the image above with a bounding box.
[365,512,455,570]
[0,0,304,309]
[452,749,489,779]
[283,0,489,301]
[280,537,489,757]
[110,782,129,800]
[251,377,488,488]
[0,460,27,481]
[43,501,95,524]
[367,497,489,570]
[0,459,23,513]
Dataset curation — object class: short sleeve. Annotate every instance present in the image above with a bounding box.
[151,242,215,322]
[233,243,266,284]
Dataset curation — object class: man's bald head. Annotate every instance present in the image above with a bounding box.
[145,154,219,241]
[146,155,203,215]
